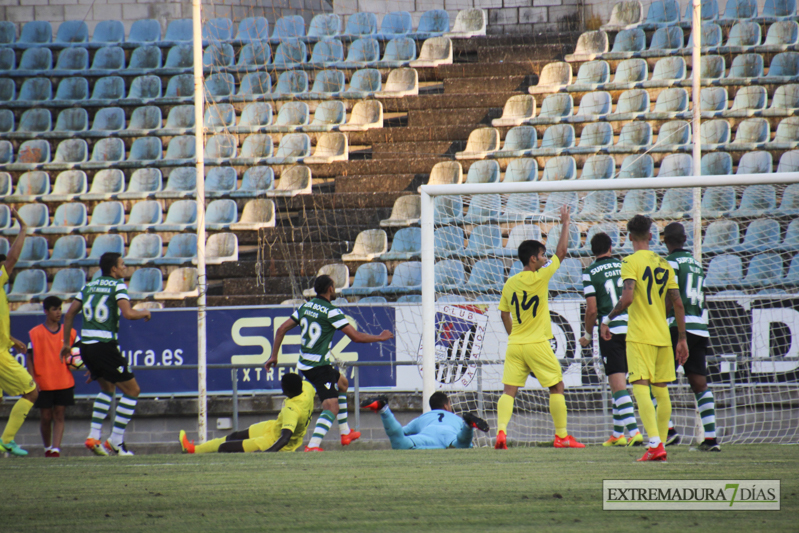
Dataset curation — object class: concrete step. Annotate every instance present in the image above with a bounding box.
[224,277,314,296]
[336,175,424,194]
[454,34,579,55]
[379,92,518,112]
[208,294,295,306]
[283,191,408,210]
[348,125,476,145]
[477,43,575,63]
[371,140,465,159]
[409,107,502,127]
[444,75,535,94]
[435,62,535,79]
[306,157,450,178]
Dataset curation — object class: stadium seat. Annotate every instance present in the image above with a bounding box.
[270,165,312,197]
[503,158,538,182]
[342,229,388,261]
[602,0,644,31]
[271,39,307,69]
[575,122,613,152]
[532,93,573,123]
[566,30,608,62]
[119,168,162,200]
[493,95,536,127]
[643,0,681,28]
[644,57,686,88]
[165,44,193,69]
[412,10,450,39]
[128,268,164,300]
[545,222,581,253]
[125,234,163,266]
[721,0,758,21]
[543,191,579,218]
[91,20,124,45]
[550,258,584,291]
[727,53,764,80]
[737,150,773,174]
[91,107,125,132]
[647,26,683,55]
[80,169,124,201]
[357,296,388,304]
[128,137,163,163]
[434,259,466,292]
[340,263,387,296]
[56,47,89,71]
[410,36,453,68]
[580,223,620,256]
[4,203,48,235]
[205,104,236,129]
[307,13,340,41]
[308,41,344,69]
[773,117,799,148]
[152,200,196,231]
[40,235,87,268]
[783,254,799,285]
[270,15,305,43]
[340,99,383,131]
[701,151,733,175]
[733,118,770,148]
[491,126,537,158]
[88,138,124,166]
[205,167,237,197]
[606,28,646,58]
[153,233,197,266]
[55,20,88,44]
[16,109,51,134]
[77,234,124,267]
[235,17,269,43]
[342,68,381,98]
[733,218,782,253]
[37,202,84,235]
[434,225,466,257]
[203,17,233,42]
[0,172,11,196]
[205,233,238,265]
[0,21,15,45]
[462,224,502,257]
[732,185,778,217]
[49,170,89,202]
[448,8,487,38]
[118,200,163,231]
[7,270,47,302]
[230,166,274,198]
[273,70,309,97]
[654,120,691,150]
[613,121,651,151]
[462,258,505,293]
[91,76,125,101]
[497,192,540,223]
[164,136,196,164]
[15,236,49,268]
[306,132,348,163]
[658,153,692,178]
[18,78,51,102]
[307,98,345,129]
[128,19,161,44]
[9,170,50,202]
[0,206,9,231]
[379,227,421,261]
[538,124,575,153]
[572,60,610,90]
[721,21,761,53]
[464,160,500,185]
[377,67,418,98]
[302,264,350,297]
[163,106,194,135]
[528,62,572,94]
[19,48,52,72]
[78,201,124,234]
[272,102,309,131]
[705,254,743,288]
[776,183,799,216]
[611,189,657,220]
[703,220,741,252]
[204,199,239,230]
[165,74,194,99]
[375,11,412,40]
[381,195,420,227]
[381,261,422,295]
[618,154,654,178]
[576,190,618,221]
[0,141,11,165]
[233,43,271,72]
[492,224,541,258]
[164,19,192,43]
[701,186,737,218]
[128,75,162,101]
[13,139,51,168]
[377,37,417,67]
[701,87,728,118]
[237,72,272,98]
[542,156,576,181]
[205,134,238,163]
[235,102,273,132]
[128,46,162,72]
[700,119,731,149]
[580,154,615,180]
[611,89,650,122]
[54,77,89,102]
[647,88,689,120]
[742,253,784,288]
[266,134,310,164]
[54,108,88,133]
[229,199,275,230]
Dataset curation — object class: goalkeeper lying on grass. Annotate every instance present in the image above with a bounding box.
[361,392,489,450]
[179,373,313,454]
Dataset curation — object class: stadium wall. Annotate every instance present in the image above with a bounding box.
[1,0,332,39]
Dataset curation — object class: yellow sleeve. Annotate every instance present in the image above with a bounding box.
[0,266,8,287]
[621,257,636,281]
[280,406,299,433]
[539,255,560,282]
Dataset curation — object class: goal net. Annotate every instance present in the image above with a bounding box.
[417,170,799,447]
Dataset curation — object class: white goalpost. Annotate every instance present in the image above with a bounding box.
[420,172,799,446]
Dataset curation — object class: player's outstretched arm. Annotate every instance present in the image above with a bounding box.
[341,324,393,344]
[554,205,571,263]
[60,300,82,362]
[602,279,634,340]
[265,429,293,452]
[668,288,689,365]
[580,296,597,347]
[265,318,299,371]
[4,207,28,276]
[118,299,151,322]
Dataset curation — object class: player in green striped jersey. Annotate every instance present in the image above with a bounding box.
[265,274,394,451]
[579,232,643,447]
[664,223,720,452]
[61,253,151,456]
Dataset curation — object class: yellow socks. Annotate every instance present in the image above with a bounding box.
[193,437,226,454]
[650,385,672,443]
[1,397,33,444]
[497,394,514,433]
[633,384,660,446]
[549,393,568,439]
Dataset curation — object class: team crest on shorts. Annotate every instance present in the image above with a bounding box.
[417,303,488,387]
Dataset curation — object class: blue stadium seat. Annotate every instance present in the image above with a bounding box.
[504,158,538,182]
[205,167,237,197]
[165,44,192,69]
[78,201,124,234]
[379,227,421,261]
[340,263,388,296]
[576,190,617,222]
[165,136,196,164]
[700,119,730,149]
[0,206,10,231]
[462,258,505,293]
[271,39,307,68]
[40,235,86,268]
[128,46,162,73]
[156,167,195,199]
[647,26,683,54]
[273,70,308,97]
[205,73,235,98]
[77,234,124,266]
[236,134,274,162]
[721,0,758,21]
[733,218,782,253]
[235,102,273,132]
[658,153,692,178]
[48,170,87,201]
[127,268,164,300]
[705,254,743,289]
[9,170,50,202]
[55,47,89,71]
[0,172,11,197]
[154,200,196,231]
[203,17,233,42]
[462,224,502,257]
[682,0,720,22]
[231,167,274,198]
[0,109,13,133]
[15,236,49,268]
[344,12,378,39]
[546,223,581,253]
[91,107,125,132]
[270,15,305,43]
[580,223,620,256]
[496,193,540,223]
[154,233,197,266]
[19,21,52,46]
[727,53,764,80]
[343,68,381,97]
[494,224,541,257]
[118,200,163,231]
[701,151,733,175]
[540,156,576,181]
[701,87,728,117]
[646,88,688,119]
[538,124,575,153]
[19,47,52,72]
[165,74,194,99]
[0,140,12,165]
[733,118,770,148]
[784,254,799,285]
[0,21,16,45]
[657,188,694,218]
[307,14,340,41]
[340,38,379,67]
[12,139,51,169]
[618,154,654,179]
[88,138,124,166]
[732,185,777,217]
[127,75,162,101]
[381,261,421,294]
[306,100,346,131]
[56,20,88,44]
[54,77,88,102]
[551,258,584,291]
[308,40,343,68]
[92,20,124,45]
[760,20,798,52]
[204,133,238,162]
[235,17,269,43]
[580,154,615,180]
[125,234,163,266]
[358,296,387,304]
[38,202,84,234]
[643,0,681,28]
[534,93,573,123]
[434,225,465,257]
[737,150,773,174]
[54,108,88,133]
[203,44,235,68]
[82,169,124,201]
[233,43,270,73]
[703,220,740,252]
[611,189,657,221]
[120,168,162,200]
[742,253,784,288]
[91,76,125,101]
[643,57,686,88]
[267,133,310,164]
[18,78,51,102]
[16,108,50,134]
[611,89,650,121]
[434,259,466,292]
[432,196,462,225]
[413,9,449,39]
[607,28,646,57]
[164,19,192,43]
[575,122,613,152]
[613,121,651,151]
[721,21,761,53]
[7,270,46,302]
[655,120,691,149]
[129,19,161,44]
[701,186,737,218]
[377,37,417,67]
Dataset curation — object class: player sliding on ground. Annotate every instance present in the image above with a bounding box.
[600,215,689,462]
[664,222,720,452]
[265,274,393,452]
[495,205,585,450]
[361,391,489,449]
[62,252,152,456]
[180,373,313,453]
[579,232,643,447]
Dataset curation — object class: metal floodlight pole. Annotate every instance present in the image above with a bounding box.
[420,190,436,413]
[691,0,703,263]
[192,0,208,443]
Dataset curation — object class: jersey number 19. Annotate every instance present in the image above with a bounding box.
[642,267,669,305]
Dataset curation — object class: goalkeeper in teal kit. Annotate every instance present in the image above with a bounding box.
[362,392,489,449]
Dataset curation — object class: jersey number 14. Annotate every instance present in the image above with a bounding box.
[511,291,539,324]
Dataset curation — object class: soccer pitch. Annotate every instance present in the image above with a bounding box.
[1,445,797,532]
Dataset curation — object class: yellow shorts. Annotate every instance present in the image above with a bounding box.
[503,341,563,388]
[626,341,676,384]
[245,420,299,452]
[0,349,36,396]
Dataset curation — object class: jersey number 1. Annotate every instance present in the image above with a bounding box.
[642,267,669,305]
[511,291,539,324]
[82,295,110,323]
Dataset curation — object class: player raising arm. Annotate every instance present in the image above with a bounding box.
[361,392,489,450]
[180,373,314,454]
[495,205,584,450]
[264,275,393,451]
[61,252,151,456]
[0,208,38,457]
[601,215,688,462]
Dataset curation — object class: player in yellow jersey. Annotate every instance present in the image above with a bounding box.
[495,205,584,449]
[601,215,689,462]
[179,373,314,453]
[0,208,38,457]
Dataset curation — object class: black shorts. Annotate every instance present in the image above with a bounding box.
[80,342,135,383]
[599,333,628,376]
[34,387,75,409]
[671,329,709,377]
[301,365,341,402]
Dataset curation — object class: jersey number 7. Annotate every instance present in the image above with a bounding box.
[642,267,669,305]
[510,291,539,324]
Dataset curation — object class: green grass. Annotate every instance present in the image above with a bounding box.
[1,445,797,532]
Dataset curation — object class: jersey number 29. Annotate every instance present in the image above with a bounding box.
[82,295,110,323]
[299,317,322,349]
